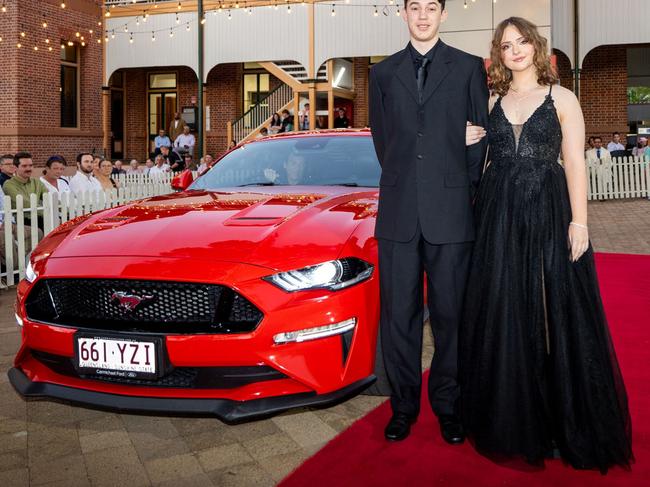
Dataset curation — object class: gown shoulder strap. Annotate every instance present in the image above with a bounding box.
[548,83,553,96]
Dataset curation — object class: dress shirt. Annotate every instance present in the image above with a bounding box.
[69,171,102,196]
[155,135,172,149]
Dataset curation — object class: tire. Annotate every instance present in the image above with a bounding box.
[361,326,392,396]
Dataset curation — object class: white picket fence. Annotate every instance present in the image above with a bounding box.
[587,156,650,200]
[1,176,178,287]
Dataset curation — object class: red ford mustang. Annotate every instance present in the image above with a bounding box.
[9,129,389,422]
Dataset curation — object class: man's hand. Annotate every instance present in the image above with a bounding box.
[264,168,279,182]
[466,122,486,146]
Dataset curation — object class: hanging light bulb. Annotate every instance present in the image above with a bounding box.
[17,42,22,48]
[123,25,128,32]
[60,2,66,8]
[104,33,109,42]
[81,41,85,46]
[463,1,468,8]
[42,16,48,28]
[143,11,148,22]
[175,13,180,24]
[201,15,206,24]
[67,40,73,46]
[287,5,291,14]
[248,7,252,14]
[33,45,38,51]
[49,45,53,50]
[177,1,182,10]
[20,31,26,38]
[374,5,379,16]
[169,28,174,38]
[235,2,240,8]
[105,10,110,17]
[129,33,134,43]
[151,31,155,42]
[227,10,232,20]
[396,7,400,15]
[111,30,115,39]
[89,29,93,34]
[186,23,190,31]
[136,16,140,26]
[2,2,7,13]
[98,21,102,27]
[331,4,336,16]
[45,38,50,44]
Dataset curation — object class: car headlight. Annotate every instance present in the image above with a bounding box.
[264,257,373,292]
[25,253,37,283]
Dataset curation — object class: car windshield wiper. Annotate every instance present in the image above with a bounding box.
[324,182,359,187]
[237,182,276,187]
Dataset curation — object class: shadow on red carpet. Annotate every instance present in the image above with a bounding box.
[279,253,650,487]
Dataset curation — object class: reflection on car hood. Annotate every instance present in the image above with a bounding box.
[47,187,379,270]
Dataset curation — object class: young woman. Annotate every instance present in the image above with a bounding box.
[40,155,71,195]
[460,17,633,472]
[96,159,119,191]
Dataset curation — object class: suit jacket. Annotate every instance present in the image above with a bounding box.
[169,118,187,142]
[369,41,489,244]
[585,147,612,167]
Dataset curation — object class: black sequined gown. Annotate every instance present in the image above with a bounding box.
[459,87,633,472]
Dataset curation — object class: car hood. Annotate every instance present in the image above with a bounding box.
[47,187,378,271]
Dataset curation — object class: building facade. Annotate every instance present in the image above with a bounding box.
[1,0,649,165]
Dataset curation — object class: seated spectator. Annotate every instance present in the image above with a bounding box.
[154,129,172,156]
[149,155,170,177]
[269,113,282,134]
[257,127,269,139]
[111,160,126,176]
[334,107,350,128]
[585,137,612,165]
[173,125,196,158]
[40,155,71,195]
[586,136,595,150]
[143,158,154,175]
[197,154,213,175]
[92,155,102,177]
[160,146,183,172]
[228,139,237,150]
[278,109,293,133]
[183,154,195,171]
[3,152,48,228]
[70,153,102,197]
[0,154,15,187]
[126,159,142,174]
[607,132,626,153]
[632,137,647,158]
[97,159,119,191]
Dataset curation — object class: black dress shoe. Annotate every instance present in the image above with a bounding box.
[384,413,416,441]
[438,414,465,444]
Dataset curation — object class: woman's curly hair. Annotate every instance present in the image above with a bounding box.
[488,17,558,96]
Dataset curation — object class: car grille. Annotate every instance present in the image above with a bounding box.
[31,350,287,389]
[25,279,263,334]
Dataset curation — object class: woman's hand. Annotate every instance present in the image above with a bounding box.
[466,122,487,146]
[568,223,589,262]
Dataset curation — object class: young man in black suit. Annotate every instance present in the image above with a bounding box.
[369,0,488,443]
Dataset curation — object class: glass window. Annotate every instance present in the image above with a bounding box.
[244,62,262,70]
[60,44,78,128]
[190,136,381,190]
[149,73,177,89]
[243,73,270,113]
[60,44,76,62]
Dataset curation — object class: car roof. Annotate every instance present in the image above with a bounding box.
[239,128,371,149]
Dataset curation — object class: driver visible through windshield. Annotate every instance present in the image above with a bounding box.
[189,135,381,190]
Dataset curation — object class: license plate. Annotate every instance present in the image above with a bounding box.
[75,334,162,379]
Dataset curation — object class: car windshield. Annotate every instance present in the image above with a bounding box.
[190,135,381,189]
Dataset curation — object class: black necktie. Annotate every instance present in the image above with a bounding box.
[417,57,429,103]
[597,149,601,159]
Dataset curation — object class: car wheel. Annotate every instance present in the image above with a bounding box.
[362,325,392,396]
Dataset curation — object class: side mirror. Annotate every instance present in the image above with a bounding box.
[171,169,194,191]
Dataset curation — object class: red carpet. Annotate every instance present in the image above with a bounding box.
[280,253,650,487]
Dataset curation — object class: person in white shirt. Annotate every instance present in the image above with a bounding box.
[197,154,213,176]
[173,126,195,157]
[69,153,102,197]
[40,155,71,195]
[143,158,154,175]
[148,155,170,177]
[126,159,143,175]
[606,132,626,153]
[586,137,613,193]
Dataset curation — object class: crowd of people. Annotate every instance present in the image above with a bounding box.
[585,131,650,165]
[255,105,351,138]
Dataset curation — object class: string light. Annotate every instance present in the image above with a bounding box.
[177,2,182,10]
[287,5,291,14]
[1,1,6,13]
[169,28,174,38]
[60,2,65,9]
[129,32,134,43]
[175,13,180,24]
[151,31,155,42]
[42,15,48,28]
[331,4,336,16]
[227,10,232,20]
[201,15,206,24]
[186,22,190,31]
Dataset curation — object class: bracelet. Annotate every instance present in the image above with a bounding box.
[570,222,588,230]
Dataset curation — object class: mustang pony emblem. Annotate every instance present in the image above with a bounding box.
[110,292,155,312]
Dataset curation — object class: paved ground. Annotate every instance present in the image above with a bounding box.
[0,199,648,486]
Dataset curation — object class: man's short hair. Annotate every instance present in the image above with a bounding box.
[404,0,445,9]
[13,151,32,167]
[1,153,14,163]
[593,137,602,142]
[281,109,290,115]
[612,132,620,137]
[76,152,93,165]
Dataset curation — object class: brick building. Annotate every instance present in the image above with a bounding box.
[1,0,648,166]
[0,0,104,166]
